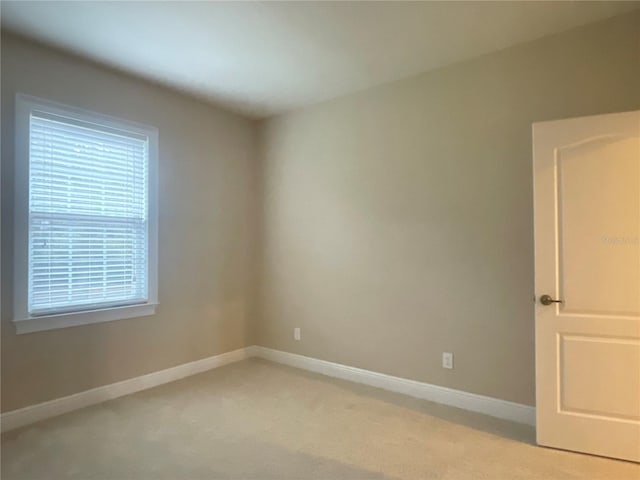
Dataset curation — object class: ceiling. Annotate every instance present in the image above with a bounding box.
[2,1,638,118]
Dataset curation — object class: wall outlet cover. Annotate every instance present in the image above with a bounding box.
[442,352,454,369]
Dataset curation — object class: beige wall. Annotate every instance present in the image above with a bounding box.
[258,12,640,406]
[1,34,260,412]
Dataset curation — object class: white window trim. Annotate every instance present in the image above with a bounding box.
[13,93,159,334]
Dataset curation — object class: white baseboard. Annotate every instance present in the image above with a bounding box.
[1,347,250,433]
[1,345,535,432]
[251,346,536,426]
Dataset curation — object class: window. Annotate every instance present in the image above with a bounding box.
[13,94,158,334]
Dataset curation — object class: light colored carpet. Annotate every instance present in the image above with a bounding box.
[2,358,638,480]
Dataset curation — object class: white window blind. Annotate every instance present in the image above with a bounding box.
[28,111,149,316]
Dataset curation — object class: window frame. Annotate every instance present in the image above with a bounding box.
[13,94,159,334]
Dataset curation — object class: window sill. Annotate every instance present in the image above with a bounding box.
[13,303,158,334]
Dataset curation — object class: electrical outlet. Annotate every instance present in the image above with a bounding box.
[294,327,301,341]
[442,352,454,369]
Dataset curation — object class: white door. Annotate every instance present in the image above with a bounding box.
[533,110,640,462]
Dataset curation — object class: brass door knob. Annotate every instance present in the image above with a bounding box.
[540,294,563,306]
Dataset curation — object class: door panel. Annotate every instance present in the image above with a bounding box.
[560,334,640,420]
[533,110,640,462]
[558,136,640,316]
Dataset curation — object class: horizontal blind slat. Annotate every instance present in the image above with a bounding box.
[30,146,146,171]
